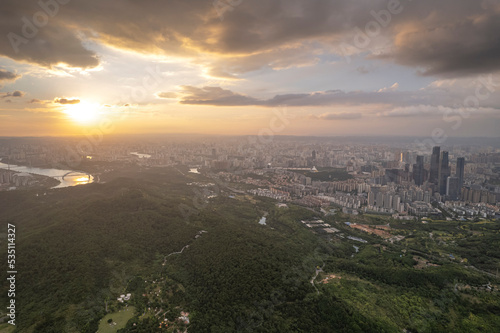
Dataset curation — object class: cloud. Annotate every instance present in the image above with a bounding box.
[313,112,363,120]
[11,90,24,97]
[171,78,500,111]
[0,69,20,81]
[0,69,21,88]
[205,43,324,77]
[177,86,260,106]
[172,85,440,107]
[54,98,80,105]
[28,98,42,104]
[377,83,399,93]
[378,105,437,117]
[156,92,178,99]
[374,1,500,77]
[0,90,26,98]
[0,0,498,77]
[378,105,500,118]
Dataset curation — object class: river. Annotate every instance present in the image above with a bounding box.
[130,152,151,159]
[0,162,94,189]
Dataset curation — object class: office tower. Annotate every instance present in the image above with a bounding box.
[446,177,460,201]
[413,155,424,186]
[312,150,316,160]
[438,151,450,195]
[429,146,440,184]
[456,157,465,189]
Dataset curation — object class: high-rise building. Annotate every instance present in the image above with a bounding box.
[384,193,393,209]
[423,191,431,203]
[368,192,375,206]
[429,146,440,184]
[456,157,465,189]
[376,192,384,208]
[392,195,401,211]
[413,155,424,186]
[446,177,460,201]
[438,151,450,195]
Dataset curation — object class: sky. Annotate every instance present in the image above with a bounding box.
[0,0,499,137]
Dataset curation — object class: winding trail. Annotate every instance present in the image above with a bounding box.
[310,263,326,295]
[163,245,189,264]
[160,230,208,271]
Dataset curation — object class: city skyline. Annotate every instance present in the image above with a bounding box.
[1,0,500,137]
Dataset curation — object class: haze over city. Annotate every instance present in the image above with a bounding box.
[1,0,499,137]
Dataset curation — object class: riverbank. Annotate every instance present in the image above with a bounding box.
[0,162,93,189]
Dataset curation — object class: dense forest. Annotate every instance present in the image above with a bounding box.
[1,165,499,332]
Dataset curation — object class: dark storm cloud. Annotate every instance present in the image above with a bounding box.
[1,0,499,76]
[54,98,80,105]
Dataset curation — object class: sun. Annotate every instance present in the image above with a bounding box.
[64,101,101,124]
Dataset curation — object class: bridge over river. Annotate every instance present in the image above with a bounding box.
[58,171,92,181]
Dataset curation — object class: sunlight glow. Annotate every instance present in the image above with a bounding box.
[64,101,102,124]
[75,176,90,183]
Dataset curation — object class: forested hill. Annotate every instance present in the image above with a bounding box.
[0,167,363,332]
[1,166,499,332]
[1,168,200,331]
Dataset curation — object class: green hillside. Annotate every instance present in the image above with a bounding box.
[1,166,499,332]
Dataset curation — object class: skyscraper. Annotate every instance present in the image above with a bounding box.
[446,177,460,201]
[413,155,424,186]
[429,146,440,184]
[456,157,465,189]
[438,151,450,195]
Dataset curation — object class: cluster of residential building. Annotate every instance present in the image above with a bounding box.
[0,168,47,190]
[1,137,498,218]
